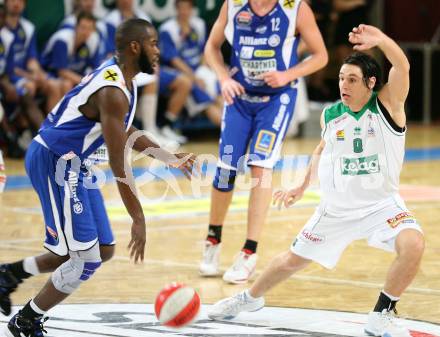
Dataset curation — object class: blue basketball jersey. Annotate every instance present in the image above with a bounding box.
[159,16,206,71]
[0,27,14,76]
[36,57,137,161]
[7,18,38,71]
[225,0,301,94]
[41,27,103,76]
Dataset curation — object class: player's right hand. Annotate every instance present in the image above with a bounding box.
[273,187,305,210]
[128,220,146,263]
[220,77,245,105]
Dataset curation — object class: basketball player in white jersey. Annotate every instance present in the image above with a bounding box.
[208,25,424,337]
[0,18,197,337]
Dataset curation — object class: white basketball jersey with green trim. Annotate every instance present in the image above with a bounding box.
[318,92,405,214]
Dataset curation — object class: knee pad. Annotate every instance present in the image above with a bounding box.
[51,243,102,294]
[213,167,236,192]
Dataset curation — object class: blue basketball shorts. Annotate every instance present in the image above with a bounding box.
[218,88,297,170]
[25,141,114,256]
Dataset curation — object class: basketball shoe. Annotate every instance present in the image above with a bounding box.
[208,290,264,320]
[5,312,48,337]
[0,265,20,316]
[199,241,221,276]
[223,251,257,284]
[365,309,411,337]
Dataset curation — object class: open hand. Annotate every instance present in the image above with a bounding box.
[272,186,305,210]
[348,24,384,51]
[220,77,245,105]
[169,152,200,180]
[128,220,146,263]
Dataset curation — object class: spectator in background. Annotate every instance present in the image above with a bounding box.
[0,2,24,158]
[159,0,223,127]
[104,0,150,54]
[5,0,62,113]
[333,0,375,65]
[41,12,103,93]
[61,0,109,58]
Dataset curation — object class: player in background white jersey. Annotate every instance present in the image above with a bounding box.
[208,25,424,337]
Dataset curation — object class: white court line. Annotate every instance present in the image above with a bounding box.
[0,213,309,244]
[1,242,439,297]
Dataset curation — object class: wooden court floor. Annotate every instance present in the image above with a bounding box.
[1,125,439,324]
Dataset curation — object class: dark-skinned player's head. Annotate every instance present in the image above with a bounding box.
[115,18,159,74]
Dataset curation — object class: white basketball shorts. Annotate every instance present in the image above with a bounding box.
[291,195,423,269]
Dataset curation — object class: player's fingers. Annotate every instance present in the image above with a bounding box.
[182,167,191,180]
[272,190,283,203]
[222,90,233,105]
[134,241,142,263]
[232,83,243,97]
[285,196,295,208]
[277,197,284,210]
[358,24,366,31]
[353,44,365,51]
[128,237,134,249]
[287,194,301,207]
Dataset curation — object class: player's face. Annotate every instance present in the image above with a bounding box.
[5,0,25,16]
[176,1,193,22]
[339,64,371,107]
[79,0,95,14]
[138,29,160,74]
[76,19,95,43]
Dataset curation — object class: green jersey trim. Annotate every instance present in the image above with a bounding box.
[325,92,379,124]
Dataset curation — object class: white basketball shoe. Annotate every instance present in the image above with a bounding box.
[208,290,265,320]
[365,310,411,337]
[199,241,221,276]
[223,251,257,284]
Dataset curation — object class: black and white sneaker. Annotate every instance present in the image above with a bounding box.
[0,265,20,316]
[6,312,48,337]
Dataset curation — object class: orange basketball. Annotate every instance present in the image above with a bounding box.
[154,283,200,328]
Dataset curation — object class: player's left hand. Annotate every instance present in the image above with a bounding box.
[348,24,384,51]
[169,152,200,180]
[261,71,291,88]
[273,186,305,209]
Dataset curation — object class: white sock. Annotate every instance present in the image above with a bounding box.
[165,111,178,122]
[245,289,259,300]
[23,257,40,276]
[137,94,158,131]
[30,299,46,316]
[382,290,400,302]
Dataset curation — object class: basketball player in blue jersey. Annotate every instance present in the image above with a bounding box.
[0,18,197,337]
[5,0,62,113]
[199,0,328,284]
[41,12,104,92]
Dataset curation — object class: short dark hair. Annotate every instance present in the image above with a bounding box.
[115,18,155,54]
[343,52,383,91]
[76,11,96,25]
[175,0,194,6]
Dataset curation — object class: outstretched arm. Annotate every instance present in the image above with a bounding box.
[126,126,198,179]
[349,24,410,127]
